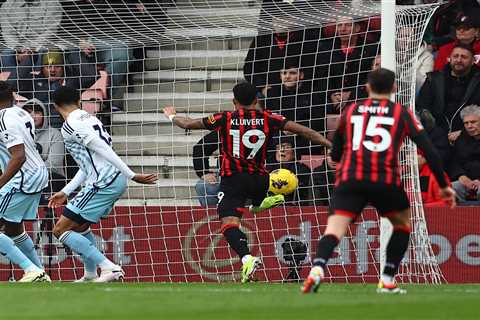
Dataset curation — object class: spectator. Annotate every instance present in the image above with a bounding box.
[243,11,318,96]
[264,57,325,156]
[311,160,335,207]
[371,55,381,71]
[264,58,320,130]
[415,41,435,92]
[416,109,451,206]
[416,43,480,143]
[268,135,312,205]
[396,26,434,93]
[60,1,140,106]
[31,51,79,128]
[193,131,220,207]
[0,0,62,50]
[0,48,44,95]
[417,109,450,166]
[449,105,480,205]
[314,16,378,115]
[418,149,452,207]
[424,1,480,46]
[22,98,66,193]
[434,13,480,71]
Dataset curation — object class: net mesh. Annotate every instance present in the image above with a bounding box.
[0,0,443,283]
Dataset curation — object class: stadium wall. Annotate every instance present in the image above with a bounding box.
[1,207,478,283]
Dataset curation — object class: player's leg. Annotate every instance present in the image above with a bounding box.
[301,214,353,293]
[376,209,410,294]
[55,175,128,282]
[372,185,411,294]
[0,230,47,279]
[218,175,260,283]
[4,221,43,269]
[302,183,365,293]
[248,174,284,213]
[73,223,99,282]
[0,190,50,282]
[53,214,123,281]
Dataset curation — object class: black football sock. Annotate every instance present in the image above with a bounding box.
[383,225,411,278]
[313,234,339,269]
[222,225,250,259]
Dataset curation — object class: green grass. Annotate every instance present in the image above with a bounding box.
[0,283,478,320]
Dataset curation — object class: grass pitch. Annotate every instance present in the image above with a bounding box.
[0,283,477,320]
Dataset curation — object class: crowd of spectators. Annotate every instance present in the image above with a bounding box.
[0,0,165,199]
[192,0,480,207]
[0,0,476,207]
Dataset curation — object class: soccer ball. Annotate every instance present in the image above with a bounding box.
[269,169,298,195]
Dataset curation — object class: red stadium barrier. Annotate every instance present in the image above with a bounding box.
[1,207,478,283]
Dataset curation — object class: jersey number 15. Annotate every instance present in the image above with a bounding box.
[350,116,394,152]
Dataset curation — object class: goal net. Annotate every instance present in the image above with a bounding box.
[0,0,442,283]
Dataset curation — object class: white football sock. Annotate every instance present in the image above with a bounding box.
[241,254,252,265]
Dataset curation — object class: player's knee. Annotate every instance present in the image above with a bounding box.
[2,222,23,237]
[52,223,68,239]
[388,210,411,229]
[220,218,240,234]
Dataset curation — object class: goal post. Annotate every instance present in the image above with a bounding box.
[0,0,444,283]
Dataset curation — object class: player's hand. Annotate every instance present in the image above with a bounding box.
[202,173,217,184]
[48,192,68,208]
[163,106,176,118]
[132,173,158,184]
[439,187,456,209]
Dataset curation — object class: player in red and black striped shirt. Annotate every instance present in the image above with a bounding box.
[164,82,331,283]
[302,68,456,294]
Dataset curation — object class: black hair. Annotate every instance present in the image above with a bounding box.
[452,43,475,57]
[282,57,301,71]
[52,86,80,107]
[233,82,257,106]
[367,68,395,94]
[0,81,14,104]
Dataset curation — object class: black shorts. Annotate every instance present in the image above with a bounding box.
[329,181,410,219]
[217,173,269,219]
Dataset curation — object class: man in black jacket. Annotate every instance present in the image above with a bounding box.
[416,43,480,143]
[243,12,318,96]
[314,17,378,114]
[449,105,480,204]
[193,131,221,207]
[263,58,325,156]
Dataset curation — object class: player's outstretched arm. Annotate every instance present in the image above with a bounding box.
[0,144,26,189]
[87,138,159,185]
[49,169,87,208]
[283,121,332,148]
[132,174,158,184]
[163,106,206,130]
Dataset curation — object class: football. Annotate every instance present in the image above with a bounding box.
[269,168,299,195]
